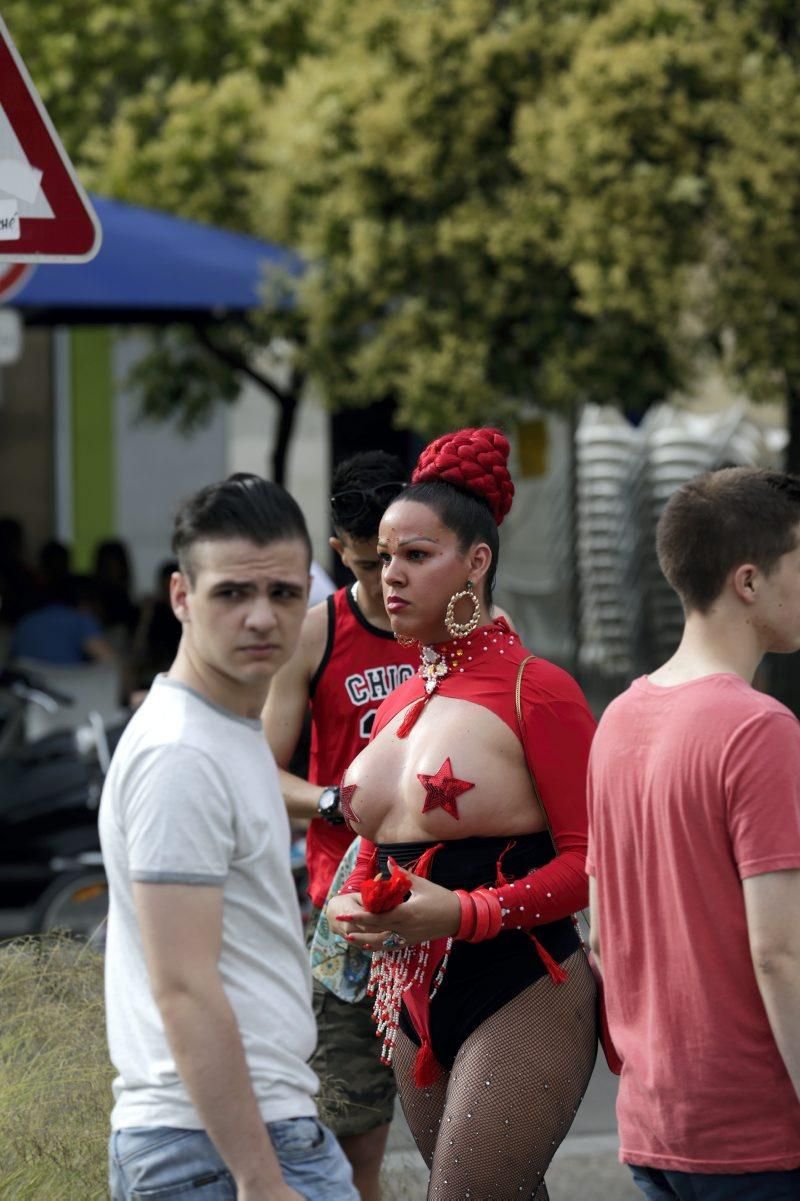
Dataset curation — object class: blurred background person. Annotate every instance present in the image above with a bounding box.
[0,516,40,635]
[10,540,114,666]
[127,559,181,702]
[92,539,139,654]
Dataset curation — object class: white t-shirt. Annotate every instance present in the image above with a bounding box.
[99,675,318,1130]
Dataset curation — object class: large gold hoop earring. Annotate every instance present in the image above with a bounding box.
[444,580,481,639]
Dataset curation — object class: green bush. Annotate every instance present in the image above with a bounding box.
[0,935,424,1200]
[0,936,111,1201]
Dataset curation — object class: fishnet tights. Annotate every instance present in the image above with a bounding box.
[393,949,597,1201]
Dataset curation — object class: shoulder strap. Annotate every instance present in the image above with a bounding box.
[309,592,336,698]
[515,655,553,845]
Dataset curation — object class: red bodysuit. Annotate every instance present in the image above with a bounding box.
[340,618,597,1080]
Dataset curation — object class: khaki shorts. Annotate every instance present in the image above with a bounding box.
[307,912,396,1138]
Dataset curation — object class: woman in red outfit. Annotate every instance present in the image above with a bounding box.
[325,428,598,1201]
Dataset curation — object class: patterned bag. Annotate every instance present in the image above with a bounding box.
[309,837,371,1003]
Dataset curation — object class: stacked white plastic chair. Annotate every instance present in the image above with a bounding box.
[575,401,781,676]
[575,405,649,677]
[640,403,776,662]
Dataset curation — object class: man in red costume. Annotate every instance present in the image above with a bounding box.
[263,451,414,1201]
[588,467,800,1201]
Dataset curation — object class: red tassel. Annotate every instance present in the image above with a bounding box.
[397,697,428,738]
[414,1039,442,1086]
[411,842,445,881]
[528,932,568,984]
[361,863,412,913]
[494,838,518,886]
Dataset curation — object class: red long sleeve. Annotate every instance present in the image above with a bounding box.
[339,837,378,894]
[494,678,596,929]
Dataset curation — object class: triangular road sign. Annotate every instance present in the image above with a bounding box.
[0,262,34,302]
[0,17,101,262]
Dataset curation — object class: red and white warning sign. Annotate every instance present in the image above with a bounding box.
[0,17,101,262]
[0,262,34,301]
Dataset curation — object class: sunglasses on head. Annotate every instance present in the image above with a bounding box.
[330,481,407,524]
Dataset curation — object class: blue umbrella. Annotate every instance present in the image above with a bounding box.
[13,195,301,323]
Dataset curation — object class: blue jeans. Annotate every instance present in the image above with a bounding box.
[109,1117,358,1200]
[630,1164,800,1201]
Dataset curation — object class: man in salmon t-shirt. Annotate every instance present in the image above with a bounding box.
[587,467,800,1201]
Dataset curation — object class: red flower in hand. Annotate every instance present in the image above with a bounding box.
[361,860,412,913]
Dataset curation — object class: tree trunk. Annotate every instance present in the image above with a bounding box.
[192,323,304,488]
[270,376,301,487]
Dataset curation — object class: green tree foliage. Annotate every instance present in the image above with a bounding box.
[711,36,800,419]
[2,0,311,229]
[6,1,800,443]
[3,0,312,480]
[515,0,800,430]
[255,0,678,432]
[255,0,800,434]
[524,0,733,331]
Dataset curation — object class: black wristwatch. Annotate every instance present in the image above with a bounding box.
[317,785,344,825]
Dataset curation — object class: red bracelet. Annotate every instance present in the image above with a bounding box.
[454,889,476,940]
[467,889,492,942]
[473,887,503,939]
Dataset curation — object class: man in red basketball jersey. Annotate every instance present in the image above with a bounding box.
[263,451,415,1201]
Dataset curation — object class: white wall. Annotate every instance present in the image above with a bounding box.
[112,331,228,596]
[227,371,331,572]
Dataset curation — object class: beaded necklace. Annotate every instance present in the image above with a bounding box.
[397,619,516,738]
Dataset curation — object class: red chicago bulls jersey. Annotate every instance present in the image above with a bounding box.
[305,586,418,907]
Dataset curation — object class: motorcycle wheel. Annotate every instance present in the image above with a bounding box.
[34,871,108,946]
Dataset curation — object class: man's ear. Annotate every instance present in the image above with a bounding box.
[731,563,759,605]
[329,535,346,565]
[170,570,191,623]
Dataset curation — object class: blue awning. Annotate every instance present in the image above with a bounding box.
[13,195,301,324]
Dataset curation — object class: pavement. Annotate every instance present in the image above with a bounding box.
[383,1058,638,1200]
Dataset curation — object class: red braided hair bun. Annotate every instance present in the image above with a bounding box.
[411,427,514,526]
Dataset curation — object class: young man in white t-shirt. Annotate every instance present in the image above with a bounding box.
[100,473,358,1201]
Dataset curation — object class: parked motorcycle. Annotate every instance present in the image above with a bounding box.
[0,667,125,942]
[0,667,309,942]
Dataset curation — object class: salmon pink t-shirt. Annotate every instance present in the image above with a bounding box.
[586,673,800,1174]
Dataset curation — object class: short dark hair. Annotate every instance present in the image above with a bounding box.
[330,450,408,540]
[398,479,500,606]
[172,473,312,580]
[657,467,800,613]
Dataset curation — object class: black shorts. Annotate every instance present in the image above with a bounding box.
[377,833,581,1069]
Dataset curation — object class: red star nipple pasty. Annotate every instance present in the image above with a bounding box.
[339,782,360,826]
[417,758,474,820]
